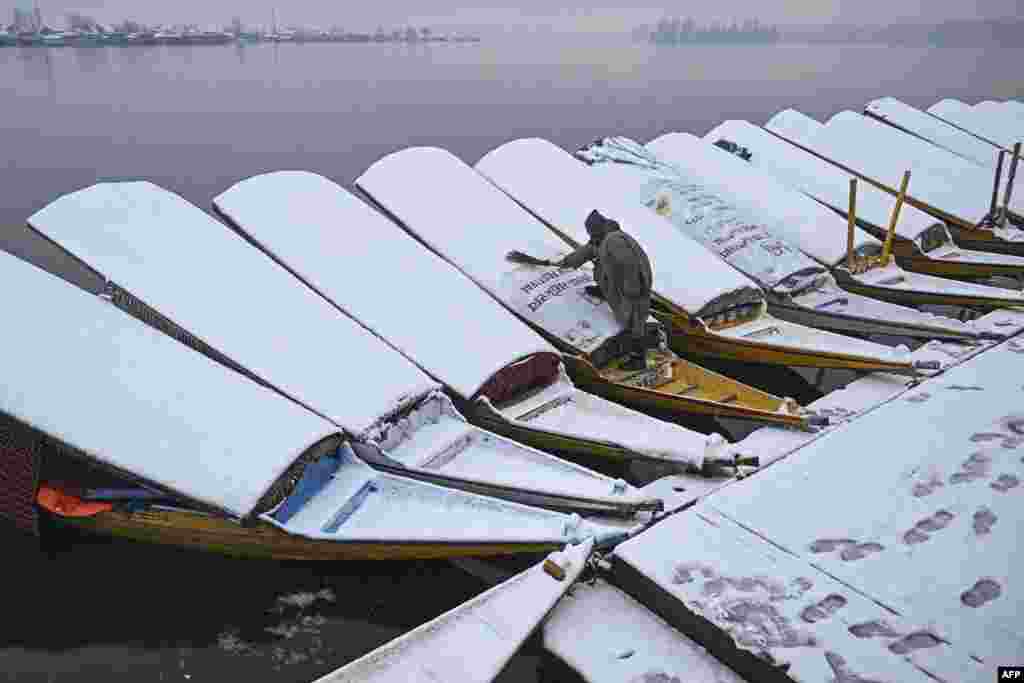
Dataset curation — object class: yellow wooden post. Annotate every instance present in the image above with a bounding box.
[881,171,911,265]
[847,178,857,271]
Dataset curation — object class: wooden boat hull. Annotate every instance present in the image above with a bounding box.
[469,412,656,465]
[58,508,560,561]
[656,307,917,373]
[833,268,1024,312]
[947,224,1024,258]
[561,352,813,430]
[765,299,979,342]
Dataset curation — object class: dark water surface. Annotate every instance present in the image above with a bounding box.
[2,36,1022,681]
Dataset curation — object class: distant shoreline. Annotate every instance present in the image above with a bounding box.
[0,33,481,48]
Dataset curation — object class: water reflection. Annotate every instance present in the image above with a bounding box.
[71,45,111,74]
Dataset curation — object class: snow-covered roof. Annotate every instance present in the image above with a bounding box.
[28,182,438,437]
[818,110,1020,222]
[647,131,879,267]
[475,138,759,314]
[929,98,1023,150]
[865,97,1003,167]
[0,250,337,519]
[577,137,821,290]
[213,171,555,400]
[355,147,625,354]
[709,119,943,240]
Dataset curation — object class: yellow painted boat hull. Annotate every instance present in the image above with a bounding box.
[58,508,560,561]
[561,352,812,430]
[655,307,915,373]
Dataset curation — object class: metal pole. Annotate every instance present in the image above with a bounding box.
[847,178,857,271]
[990,150,1006,219]
[1001,142,1022,220]
[881,171,911,265]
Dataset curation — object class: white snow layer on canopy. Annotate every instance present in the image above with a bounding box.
[475,137,759,314]
[647,131,880,267]
[356,146,624,354]
[27,182,439,437]
[578,137,822,290]
[865,97,1005,167]
[0,250,337,519]
[929,98,1023,150]
[820,110,1024,223]
[213,171,555,400]
[319,540,591,683]
[708,119,945,240]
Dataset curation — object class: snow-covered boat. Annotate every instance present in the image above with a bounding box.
[646,129,1024,322]
[317,539,593,682]
[475,139,928,374]
[26,182,660,518]
[575,135,983,342]
[929,98,1024,151]
[708,117,1024,286]
[213,171,728,474]
[0,249,607,560]
[765,109,1024,266]
[355,147,820,429]
[865,97,1013,170]
[809,109,1024,251]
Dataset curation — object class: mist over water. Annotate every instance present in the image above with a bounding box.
[2,34,1023,681]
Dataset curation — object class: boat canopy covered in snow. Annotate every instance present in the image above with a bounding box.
[930,98,1024,151]
[0,249,338,520]
[213,171,726,472]
[765,109,1024,261]
[476,138,927,373]
[26,182,659,518]
[28,181,438,436]
[865,97,1009,169]
[709,118,1024,283]
[645,132,1024,319]
[592,134,983,342]
[357,146,819,429]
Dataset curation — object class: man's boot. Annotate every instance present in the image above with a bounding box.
[584,285,604,300]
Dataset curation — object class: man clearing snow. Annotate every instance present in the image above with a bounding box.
[509,210,654,371]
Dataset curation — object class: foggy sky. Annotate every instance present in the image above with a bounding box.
[4,0,1021,31]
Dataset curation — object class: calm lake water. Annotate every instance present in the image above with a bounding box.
[2,36,1022,682]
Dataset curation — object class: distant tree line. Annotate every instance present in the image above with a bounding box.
[635,17,780,45]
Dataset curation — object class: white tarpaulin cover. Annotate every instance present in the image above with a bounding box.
[821,110,1024,226]
[577,136,824,289]
[475,137,760,314]
[706,119,947,240]
[356,147,624,354]
[651,131,876,270]
[319,540,592,682]
[213,170,554,400]
[0,250,337,519]
[647,131,880,268]
[28,182,439,437]
[930,98,1024,150]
